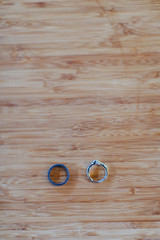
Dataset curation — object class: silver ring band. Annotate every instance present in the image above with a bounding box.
[87,160,108,183]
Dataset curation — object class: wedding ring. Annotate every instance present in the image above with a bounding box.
[48,164,69,186]
[87,160,108,183]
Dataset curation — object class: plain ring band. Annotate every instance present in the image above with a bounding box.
[48,164,69,186]
[87,160,108,183]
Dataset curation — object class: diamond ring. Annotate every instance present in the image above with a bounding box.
[87,160,108,183]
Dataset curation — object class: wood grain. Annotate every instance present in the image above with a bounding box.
[0,0,160,239]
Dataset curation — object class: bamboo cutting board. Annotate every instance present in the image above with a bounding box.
[0,0,160,239]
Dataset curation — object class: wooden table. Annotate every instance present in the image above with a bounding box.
[0,0,160,239]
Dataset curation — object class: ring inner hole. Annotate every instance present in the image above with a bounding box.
[50,166,67,184]
[89,164,106,181]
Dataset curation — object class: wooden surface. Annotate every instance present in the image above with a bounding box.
[0,0,160,239]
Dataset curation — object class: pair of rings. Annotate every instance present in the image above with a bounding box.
[48,160,108,186]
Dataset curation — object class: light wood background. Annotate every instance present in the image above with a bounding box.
[0,0,160,239]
